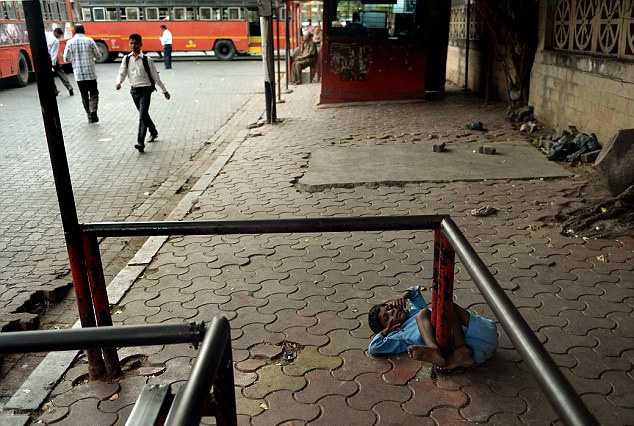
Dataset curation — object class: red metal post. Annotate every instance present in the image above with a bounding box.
[432,229,455,357]
[22,0,106,380]
[82,232,121,378]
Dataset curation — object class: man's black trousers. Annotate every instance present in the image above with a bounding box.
[130,86,157,146]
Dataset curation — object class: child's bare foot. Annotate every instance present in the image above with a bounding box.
[407,346,446,367]
[445,346,475,370]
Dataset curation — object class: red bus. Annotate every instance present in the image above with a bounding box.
[0,0,73,86]
[77,0,288,63]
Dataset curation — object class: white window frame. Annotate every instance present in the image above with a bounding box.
[145,7,159,20]
[173,7,186,20]
[92,7,106,21]
[125,7,139,20]
[81,7,92,21]
[199,7,212,20]
[227,7,241,20]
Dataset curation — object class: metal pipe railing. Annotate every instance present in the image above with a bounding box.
[440,218,597,426]
[166,317,235,426]
[0,323,205,354]
[81,215,447,237]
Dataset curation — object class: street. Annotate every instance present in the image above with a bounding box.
[0,59,262,329]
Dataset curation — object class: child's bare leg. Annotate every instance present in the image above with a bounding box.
[445,305,474,369]
[409,309,446,366]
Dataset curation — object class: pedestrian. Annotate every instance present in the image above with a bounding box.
[63,24,100,123]
[290,32,317,84]
[116,33,171,153]
[46,28,73,97]
[160,25,173,69]
[367,286,497,370]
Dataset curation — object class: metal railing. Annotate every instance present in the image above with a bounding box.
[0,318,236,426]
[77,215,596,426]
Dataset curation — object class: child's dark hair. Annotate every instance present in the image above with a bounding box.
[368,304,385,334]
[129,33,143,43]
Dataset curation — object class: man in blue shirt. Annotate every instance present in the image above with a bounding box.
[367,287,498,369]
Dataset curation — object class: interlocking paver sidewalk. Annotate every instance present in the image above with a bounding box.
[35,85,634,425]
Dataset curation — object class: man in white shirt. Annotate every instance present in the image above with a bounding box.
[116,33,171,153]
[46,28,73,97]
[160,25,173,69]
[64,24,100,123]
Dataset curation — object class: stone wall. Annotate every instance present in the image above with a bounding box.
[529,0,634,144]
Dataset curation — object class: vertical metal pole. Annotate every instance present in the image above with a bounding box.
[82,233,121,378]
[214,328,237,426]
[22,0,106,380]
[260,7,277,123]
[285,0,290,91]
[275,1,283,102]
[464,0,471,90]
[432,229,455,357]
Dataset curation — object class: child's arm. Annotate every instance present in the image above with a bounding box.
[368,330,408,356]
[406,286,428,310]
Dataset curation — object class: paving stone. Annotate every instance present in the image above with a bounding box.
[294,370,357,403]
[266,309,317,333]
[234,369,258,388]
[284,326,330,347]
[54,398,116,426]
[332,349,392,381]
[258,294,306,314]
[52,381,120,407]
[243,364,306,399]
[230,306,277,329]
[430,407,468,424]
[540,326,597,354]
[590,328,634,357]
[518,387,559,425]
[251,390,319,426]
[220,291,268,312]
[236,358,267,373]
[233,324,285,350]
[403,378,467,416]
[383,354,422,385]
[579,295,633,318]
[348,372,411,410]
[581,393,634,426]
[283,347,342,377]
[319,329,369,356]
[298,295,347,317]
[307,311,360,336]
[39,404,69,424]
[602,370,634,408]
[309,395,375,426]
[181,289,231,309]
[372,400,434,426]
[287,281,334,301]
[460,384,525,422]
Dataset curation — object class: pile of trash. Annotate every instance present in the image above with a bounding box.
[545,129,601,162]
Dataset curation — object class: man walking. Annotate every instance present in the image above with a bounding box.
[160,25,173,69]
[116,33,171,153]
[63,24,100,123]
[46,28,73,96]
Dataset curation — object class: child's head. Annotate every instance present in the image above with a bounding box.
[368,303,406,334]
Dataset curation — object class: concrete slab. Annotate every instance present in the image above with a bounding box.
[298,142,573,191]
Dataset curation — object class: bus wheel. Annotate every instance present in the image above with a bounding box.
[95,41,110,63]
[13,53,30,87]
[214,40,236,60]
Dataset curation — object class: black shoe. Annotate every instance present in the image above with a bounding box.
[91,112,99,123]
[134,144,145,153]
[87,113,94,123]
[69,89,74,96]
[148,133,158,142]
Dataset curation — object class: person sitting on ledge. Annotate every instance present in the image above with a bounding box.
[290,32,318,85]
[367,286,498,369]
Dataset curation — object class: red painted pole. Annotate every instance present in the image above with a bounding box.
[22,0,106,380]
[82,233,121,378]
[432,229,455,357]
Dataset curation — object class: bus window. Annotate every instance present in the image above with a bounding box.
[6,2,17,20]
[93,7,106,21]
[125,7,140,20]
[199,7,212,20]
[227,7,241,20]
[186,8,195,20]
[158,8,169,20]
[82,7,92,21]
[105,8,117,20]
[173,7,186,20]
[211,7,222,20]
[146,7,159,20]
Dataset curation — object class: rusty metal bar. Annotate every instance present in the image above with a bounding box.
[81,216,446,237]
[82,232,122,378]
[440,218,596,426]
[165,317,236,426]
[432,229,455,357]
[22,0,106,380]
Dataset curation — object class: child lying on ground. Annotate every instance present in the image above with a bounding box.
[367,286,498,369]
